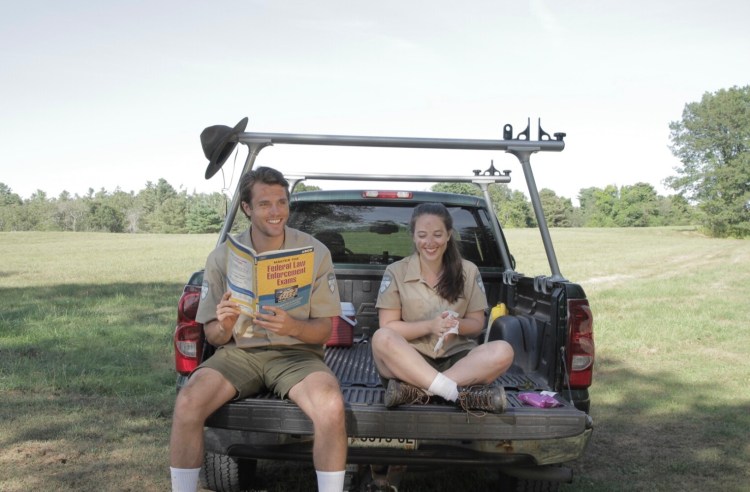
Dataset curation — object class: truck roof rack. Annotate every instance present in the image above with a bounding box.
[204,117,567,283]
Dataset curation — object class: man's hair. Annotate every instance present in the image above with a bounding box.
[239,166,290,209]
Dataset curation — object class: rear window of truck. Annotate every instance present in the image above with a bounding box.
[288,201,502,268]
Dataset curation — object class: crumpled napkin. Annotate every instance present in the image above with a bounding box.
[434,310,460,353]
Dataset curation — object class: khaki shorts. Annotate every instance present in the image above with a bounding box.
[194,345,332,399]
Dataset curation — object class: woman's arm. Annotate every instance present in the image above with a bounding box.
[379,308,463,341]
[452,309,485,338]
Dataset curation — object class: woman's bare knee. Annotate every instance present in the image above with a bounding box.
[488,340,514,373]
[371,327,394,351]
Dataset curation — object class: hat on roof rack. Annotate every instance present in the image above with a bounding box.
[200,117,249,179]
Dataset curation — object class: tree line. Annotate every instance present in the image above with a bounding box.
[433,182,694,228]
[0,179,227,234]
[2,86,746,237]
[0,178,694,234]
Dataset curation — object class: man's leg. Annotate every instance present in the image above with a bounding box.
[170,367,236,491]
[287,371,347,492]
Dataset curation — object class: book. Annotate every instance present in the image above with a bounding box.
[226,234,314,343]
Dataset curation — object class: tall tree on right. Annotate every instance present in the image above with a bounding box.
[666,86,750,237]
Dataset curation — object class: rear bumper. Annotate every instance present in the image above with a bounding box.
[205,426,592,468]
[205,395,593,467]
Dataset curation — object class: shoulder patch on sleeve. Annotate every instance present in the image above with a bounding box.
[328,272,337,293]
[201,279,210,300]
[475,272,485,293]
[379,274,392,294]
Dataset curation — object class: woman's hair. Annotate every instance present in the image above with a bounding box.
[409,203,465,303]
[239,166,290,218]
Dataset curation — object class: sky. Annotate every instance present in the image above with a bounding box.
[1,0,748,204]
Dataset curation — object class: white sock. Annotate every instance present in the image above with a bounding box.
[170,467,200,492]
[316,470,346,492]
[428,372,459,401]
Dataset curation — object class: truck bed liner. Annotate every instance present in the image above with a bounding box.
[205,342,588,441]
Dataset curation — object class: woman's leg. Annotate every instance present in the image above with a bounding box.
[371,327,439,389]
[443,340,514,387]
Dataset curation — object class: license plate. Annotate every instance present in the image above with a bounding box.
[349,437,418,449]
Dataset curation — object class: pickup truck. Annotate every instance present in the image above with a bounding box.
[173,119,594,491]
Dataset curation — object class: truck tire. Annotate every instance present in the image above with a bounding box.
[200,451,257,492]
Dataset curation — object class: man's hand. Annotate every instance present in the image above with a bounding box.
[205,291,240,345]
[217,291,241,331]
[253,305,296,337]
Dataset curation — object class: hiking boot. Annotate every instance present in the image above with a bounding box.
[384,379,430,408]
[456,385,507,413]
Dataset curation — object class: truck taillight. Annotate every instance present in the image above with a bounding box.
[567,299,594,388]
[174,289,203,375]
[178,288,201,322]
[174,322,203,373]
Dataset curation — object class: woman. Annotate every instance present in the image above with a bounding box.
[371,203,514,412]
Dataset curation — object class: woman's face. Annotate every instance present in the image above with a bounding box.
[413,213,450,262]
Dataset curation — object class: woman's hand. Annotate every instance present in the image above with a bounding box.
[433,310,459,337]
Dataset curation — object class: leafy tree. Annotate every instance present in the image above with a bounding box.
[615,182,660,227]
[431,182,534,227]
[138,179,179,232]
[578,185,619,227]
[88,202,124,232]
[55,197,87,231]
[0,183,22,206]
[107,189,139,233]
[658,194,696,226]
[187,193,227,233]
[293,183,322,193]
[539,188,574,227]
[153,194,189,233]
[490,185,535,228]
[431,183,481,197]
[0,183,24,231]
[24,190,59,231]
[666,85,750,237]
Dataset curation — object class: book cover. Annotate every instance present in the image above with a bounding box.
[225,235,314,342]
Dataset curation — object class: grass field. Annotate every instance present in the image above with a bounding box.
[1,229,748,491]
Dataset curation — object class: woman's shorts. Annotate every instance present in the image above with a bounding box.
[379,349,470,388]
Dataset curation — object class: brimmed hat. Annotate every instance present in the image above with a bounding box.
[200,117,249,179]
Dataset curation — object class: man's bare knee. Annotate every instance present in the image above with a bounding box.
[174,369,235,422]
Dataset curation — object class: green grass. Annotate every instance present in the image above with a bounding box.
[1,229,749,491]
[0,232,215,492]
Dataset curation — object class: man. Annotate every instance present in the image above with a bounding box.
[169,167,347,492]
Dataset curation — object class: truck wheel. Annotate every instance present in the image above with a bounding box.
[200,452,257,492]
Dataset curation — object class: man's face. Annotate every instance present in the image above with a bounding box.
[242,183,289,240]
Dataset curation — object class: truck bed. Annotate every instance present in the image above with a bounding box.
[205,341,589,458]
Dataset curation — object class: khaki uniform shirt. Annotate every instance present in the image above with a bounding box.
[197,226,341,348]
[376,253,488,358]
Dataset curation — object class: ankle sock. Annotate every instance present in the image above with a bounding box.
[170,467,200,492]
[428,372,459,401]
[316,470,346,492]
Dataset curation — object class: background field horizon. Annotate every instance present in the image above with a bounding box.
[1,229,748,491]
